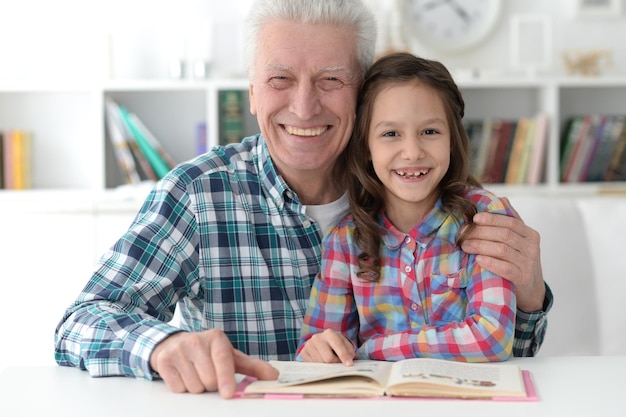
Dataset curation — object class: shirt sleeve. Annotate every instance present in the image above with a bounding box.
[295,228,360,360]
[54,178,197,379]
[513,282,554,357]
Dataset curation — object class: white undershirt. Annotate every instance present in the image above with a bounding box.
[305,192,350,235]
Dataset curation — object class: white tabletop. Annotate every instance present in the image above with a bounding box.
[1,356,625,417]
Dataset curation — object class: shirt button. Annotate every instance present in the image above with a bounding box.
[302,220,312,228]
[405,236,411,244]
[285,191,293,199]
[520,323,529,330]
[410,302,419,311]
[404,265,412,273]
[136,369,145,378]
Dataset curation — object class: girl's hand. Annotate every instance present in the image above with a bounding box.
[299,329,356,365]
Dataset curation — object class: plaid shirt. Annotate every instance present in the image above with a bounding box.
[54,135,551,379]
[297,190,540,362]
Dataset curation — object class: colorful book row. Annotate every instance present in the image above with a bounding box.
[1,129,32,190]
[105,99,177,185]
[464,113,549,185]
[560,114,626,183]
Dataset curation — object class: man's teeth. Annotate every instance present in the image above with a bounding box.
[395,169,428,178]
[285,126,328,136]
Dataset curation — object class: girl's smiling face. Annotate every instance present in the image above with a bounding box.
[368,80,451,232]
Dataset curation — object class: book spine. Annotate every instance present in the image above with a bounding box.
[504,118,528,184]
[118,106,171,179]
[0,131,4,189]
[526,113,549,185]
[196,121,208,155]
[105,99,142,184]
[3,131,14,189]
[219,89,245,146]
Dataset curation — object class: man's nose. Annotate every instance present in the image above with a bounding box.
[289,82,322,120]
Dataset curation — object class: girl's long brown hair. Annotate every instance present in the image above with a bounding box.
[345,52,482,281]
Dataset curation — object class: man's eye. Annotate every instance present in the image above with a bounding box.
[318,78,344,90]
[268,77,291,89]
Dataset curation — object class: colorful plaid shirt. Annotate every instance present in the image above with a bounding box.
[55,135,551,380]
[297,189,527,362]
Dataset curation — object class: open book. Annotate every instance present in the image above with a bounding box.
[241,358,536,400]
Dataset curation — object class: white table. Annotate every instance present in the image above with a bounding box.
[1,356,625,417]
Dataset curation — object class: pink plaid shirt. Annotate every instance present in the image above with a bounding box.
[297,188,517,362]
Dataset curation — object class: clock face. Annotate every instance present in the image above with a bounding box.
[405,0,502,52]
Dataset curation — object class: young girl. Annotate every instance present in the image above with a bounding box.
[296,52,517,364]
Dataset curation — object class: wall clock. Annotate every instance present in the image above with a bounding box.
[403,0,503,53]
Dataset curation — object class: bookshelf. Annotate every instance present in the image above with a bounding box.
[1,77,626,199]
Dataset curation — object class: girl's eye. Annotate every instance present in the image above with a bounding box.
[382,131,399,137]
[423,129,439,136]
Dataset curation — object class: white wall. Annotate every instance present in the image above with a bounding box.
[1,0,625,81]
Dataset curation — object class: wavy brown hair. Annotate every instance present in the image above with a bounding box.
[344,52,482,281]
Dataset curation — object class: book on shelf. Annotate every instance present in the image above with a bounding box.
[1,129,32,190]
[561,115,595,182]
[0,131,3,189]
[105,99,143,185]
[196,121,208,155]
[481,119,517,184]
[127,112,177,170]
[583,116,615,182]
[604,117,626,181]
[219,89,245,146]
[526,113,549,185]
[504,117,529,184]
[240,358,537,401]
[104,98,177,183]
[473,118,493,181]
[580,116,609,181]
[560,114,626,182]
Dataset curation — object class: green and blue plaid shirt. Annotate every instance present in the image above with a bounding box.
[54,134,551,380]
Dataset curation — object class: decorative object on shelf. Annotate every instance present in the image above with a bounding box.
[401,0,502,53]
[510,14,552,77]
[573,0,622,18]
[562,49,613,76]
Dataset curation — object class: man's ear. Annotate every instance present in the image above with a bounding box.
[249,84,256,115]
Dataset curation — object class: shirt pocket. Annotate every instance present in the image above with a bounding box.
[429,269,470,324]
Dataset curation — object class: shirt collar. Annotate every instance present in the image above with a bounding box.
[255,135,301,209]
[380,198,461,249]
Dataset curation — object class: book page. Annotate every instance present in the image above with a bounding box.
[243,360,393,397]
[386,358,526,398]
[268,360,392,386]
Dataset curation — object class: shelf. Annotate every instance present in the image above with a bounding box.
[0,76,625,201]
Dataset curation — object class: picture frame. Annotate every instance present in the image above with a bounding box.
[510,14,552,76]
[573,0,622,18]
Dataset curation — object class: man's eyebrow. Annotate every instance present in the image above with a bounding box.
[265,64,356,79]
[266,64,292,71]
[319,66,357,80]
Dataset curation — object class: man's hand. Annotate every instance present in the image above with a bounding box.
[299,329,355,365]
[461,205,546,312]
[149,329,279,398]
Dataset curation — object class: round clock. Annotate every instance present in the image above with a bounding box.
[403,0,503,53]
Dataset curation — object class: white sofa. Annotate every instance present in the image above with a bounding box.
[0,194,624,374]
[508,195,626,357]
